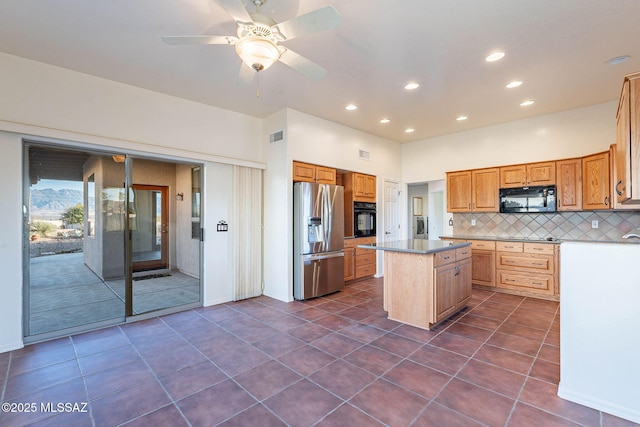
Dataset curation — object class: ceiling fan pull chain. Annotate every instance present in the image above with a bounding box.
[256,71,260,98]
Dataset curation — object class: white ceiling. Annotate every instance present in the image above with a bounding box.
[1,0,640,143]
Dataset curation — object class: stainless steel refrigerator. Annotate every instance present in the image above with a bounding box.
[293,182,344,300]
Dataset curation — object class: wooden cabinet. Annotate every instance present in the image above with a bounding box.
[344,239,356,281]
[446,171,472,212]
[495,242,558,298]
[353,236,376,280]
[582,151,611,210]
[615,72,640,205]
[469,240,496,287]
[499,161,556,188]
[556,158,582,211]
[446,168,499,212]
[384,245,472,330]
[292,161,336,184]
[353,173,376,202]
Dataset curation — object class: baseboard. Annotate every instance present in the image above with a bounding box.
[558,382,640,424]
[0,340,24,354]
[203,297,233,307]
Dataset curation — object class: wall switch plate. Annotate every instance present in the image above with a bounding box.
[591,220,599,229]
[471,219,477,226]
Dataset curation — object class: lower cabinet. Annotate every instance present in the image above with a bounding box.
[434,254,472,324]
[470,240,496,287]
[495,241,558,298]
[344,239,356,281]
[346,236,376,281]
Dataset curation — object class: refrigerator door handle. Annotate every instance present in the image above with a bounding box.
[303,251,344,261]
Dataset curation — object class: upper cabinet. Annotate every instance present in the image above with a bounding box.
[353,173,376,202]
[292,161,336,185]
[499,161,556,188]
[615,72,640,205]
[582,151,611,210]
[556,158,582,211]
[446,168,499,212]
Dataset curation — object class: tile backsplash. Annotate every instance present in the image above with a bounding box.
[453,211,640,241]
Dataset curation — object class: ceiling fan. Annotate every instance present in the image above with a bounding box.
[162,0,340,81]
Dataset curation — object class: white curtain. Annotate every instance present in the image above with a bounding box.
[231,165,263,301]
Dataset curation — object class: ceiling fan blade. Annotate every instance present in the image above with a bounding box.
[238,62,255,84]
[216,0,253,23]
[278,48,327,80]
[162,35,238,45]
[274,6,340,40]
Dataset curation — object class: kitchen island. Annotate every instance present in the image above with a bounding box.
[358,240,472,330]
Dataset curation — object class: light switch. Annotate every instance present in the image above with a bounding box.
[471,219,477,226]
[591,220,598,229]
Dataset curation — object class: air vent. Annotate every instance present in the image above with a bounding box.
[358,149,371,160]
[269,130,284,143]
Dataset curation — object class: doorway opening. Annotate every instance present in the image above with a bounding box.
[23,142,203,342]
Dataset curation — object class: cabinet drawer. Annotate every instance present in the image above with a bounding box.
[470,240,496,250]
[455,246,472,260]
[356,236,376,245]
[497,253,554,274]
[496,242,523,252]
[344,239,356,249]
[356,251,376,267]
[524,243,555,255]
[434,249,456,266]
[496,269,554,294]
[356,263,376,278]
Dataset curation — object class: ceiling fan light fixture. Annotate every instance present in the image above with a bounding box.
[235,36,280,71]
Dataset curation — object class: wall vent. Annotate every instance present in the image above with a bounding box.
[358,149,371,160]
[269,130,284,143]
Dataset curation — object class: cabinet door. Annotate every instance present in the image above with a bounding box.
[364,175,376,197]
[433,264,457,323]
[471,249,495,287]
[472,168,499,212]
[556,158,582,211]
[500,165,527,188]
[527,161,556,186]
[615,76,640,204]
[455,258,472,306]
[316,166,337,184]
[292,161,315,182]
[446,171,472,212]
[582,151,611,210]
[344,248,355,281]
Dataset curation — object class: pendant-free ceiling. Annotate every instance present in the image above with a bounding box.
[162,0,340,81]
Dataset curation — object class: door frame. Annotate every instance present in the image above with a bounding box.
[130,184,169,273]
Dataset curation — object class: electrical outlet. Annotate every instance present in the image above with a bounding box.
[591,220,599,229]
[471,219,477,226]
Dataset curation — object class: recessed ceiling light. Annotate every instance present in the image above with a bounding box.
[506,81,523,89]
[456,116,468,121]
[345,104,358,111]
[520,100,535,107]
[405,128,415,133]
[404,82,420,90]
[379,118,391,124]
[606,55,630,65]
[485,51,505,62]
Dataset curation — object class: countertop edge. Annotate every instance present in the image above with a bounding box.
[358,240,471,255]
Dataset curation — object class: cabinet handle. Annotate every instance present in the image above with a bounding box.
[532,262,545,266]
[532,247,544,251]
[455,266,460,276]
[604,196,610,206]
[616,180,623,196]
[443,255,450,260]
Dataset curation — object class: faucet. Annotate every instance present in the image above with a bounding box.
[622,228,640,239]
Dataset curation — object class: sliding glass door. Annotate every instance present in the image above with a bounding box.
[23,142,203,341]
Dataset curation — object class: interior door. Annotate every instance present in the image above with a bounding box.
[131,184,169,272]
[384,181,400,241]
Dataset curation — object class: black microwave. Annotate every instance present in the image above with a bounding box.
[499,186,556,213]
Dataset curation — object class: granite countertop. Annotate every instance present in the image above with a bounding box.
[440,235,640,245]
[358,239,471,254]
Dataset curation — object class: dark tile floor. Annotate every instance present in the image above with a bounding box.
[1,278,638,427]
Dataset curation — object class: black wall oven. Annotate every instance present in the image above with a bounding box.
[354,202,376,237]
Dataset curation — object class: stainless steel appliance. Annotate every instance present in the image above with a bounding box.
[353,202,376,237]
[499,185,556,213]
[413,216,427,239]
[294,182,344,300]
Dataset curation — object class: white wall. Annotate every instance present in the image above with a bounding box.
[401,102,617,183]
[559,242,640,424]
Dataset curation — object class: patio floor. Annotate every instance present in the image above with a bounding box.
[28,252,200,336]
